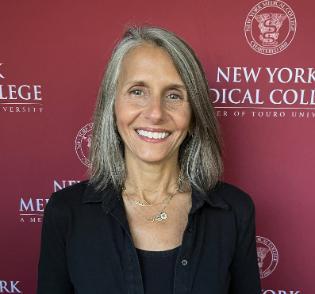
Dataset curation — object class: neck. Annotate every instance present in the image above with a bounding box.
[123,155,181,204]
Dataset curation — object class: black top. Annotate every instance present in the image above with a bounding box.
[136,245,181,294]
[37,180,261,294]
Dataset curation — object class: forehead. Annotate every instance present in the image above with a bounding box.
[118,44,184,85]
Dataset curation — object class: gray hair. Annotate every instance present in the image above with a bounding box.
[89,25,223,194]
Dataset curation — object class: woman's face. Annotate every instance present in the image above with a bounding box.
[114,44,192,165]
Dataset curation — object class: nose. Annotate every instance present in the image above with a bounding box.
[144,95,165,122]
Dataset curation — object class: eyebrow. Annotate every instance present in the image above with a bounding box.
[125,80,187,91]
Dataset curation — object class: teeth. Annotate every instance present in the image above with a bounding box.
[136,129,170,139]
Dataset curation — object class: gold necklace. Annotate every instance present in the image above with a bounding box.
[122,187,173,207]
[122,187,179,223]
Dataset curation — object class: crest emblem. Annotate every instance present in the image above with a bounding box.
[256,236,279,278]
[75,123,93,167]
[244,1,297,55]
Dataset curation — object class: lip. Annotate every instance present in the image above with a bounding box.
[136,132,170,143]
[134,128,171,143]
[135,127,172,133]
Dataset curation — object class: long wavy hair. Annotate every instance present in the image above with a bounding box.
[89,25,223,194]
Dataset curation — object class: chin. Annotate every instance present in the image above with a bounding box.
[134,149,175,163]
[137,155,169,164]
[125,145,178,164]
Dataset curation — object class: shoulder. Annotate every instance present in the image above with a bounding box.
[214,181,255,208]
[46,180,89,211]
[212,181,256,220]
[40,181,90,239]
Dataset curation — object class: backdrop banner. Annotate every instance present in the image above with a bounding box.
[1,0,314,293]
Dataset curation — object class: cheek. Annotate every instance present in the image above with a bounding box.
[115,97,128,120]
[114,99,138,131]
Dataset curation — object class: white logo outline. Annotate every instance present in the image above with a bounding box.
[244,0,297,55]
[256,235,279,279]
[74,123,93,167]
[0,63,5,79]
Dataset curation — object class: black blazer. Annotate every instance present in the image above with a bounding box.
[37,180,261,294]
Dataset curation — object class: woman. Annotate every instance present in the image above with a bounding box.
[37,26,261,294]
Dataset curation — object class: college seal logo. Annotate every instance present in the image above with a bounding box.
[244,0,297,55]
[75,123,93,167]
[256,236,279,278]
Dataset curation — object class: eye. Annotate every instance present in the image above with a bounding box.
[129,89,143,96]
[167,93,182,100]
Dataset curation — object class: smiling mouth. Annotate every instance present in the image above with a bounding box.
[135,129,171,140]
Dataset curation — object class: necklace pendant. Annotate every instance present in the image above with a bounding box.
[160,212,167,220]
[154,211,168,222]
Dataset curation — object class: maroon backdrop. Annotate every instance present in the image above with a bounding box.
[1,0,314,293]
